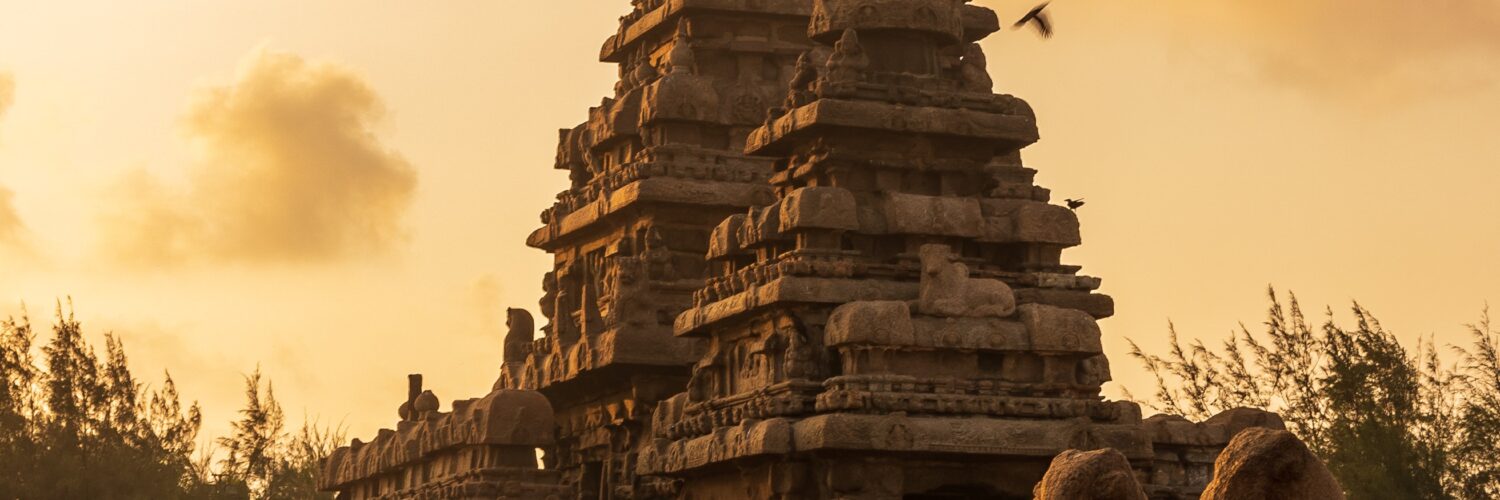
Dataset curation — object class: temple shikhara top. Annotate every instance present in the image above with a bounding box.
[318,1,1336,499]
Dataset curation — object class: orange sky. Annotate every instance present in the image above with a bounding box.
[1,0,1497,450]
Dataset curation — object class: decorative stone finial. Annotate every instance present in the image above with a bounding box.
[667,19,696,75]
[504,308,534,364]
[414,390,440,414]
[400,374,423,420]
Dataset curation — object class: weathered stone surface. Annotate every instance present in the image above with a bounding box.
[503,308,535,364]
[979,198,1083,245]
[747,98,1040,155]
[1144,407,1286,446]
[780,186,858,231]
[810,0,967,43]
[1019,303,1103,353]
[643,1,1165,496]
[327,1,1340,498]
[495,3,818,496]
[320,383,565,498]
[881,192,985,237]
[706,213,748,260]
[1139,407,1291,497]
[1034,449,1149,500]
[825,300,915,346]
[916,244,1016,318]
[1203,427,1344,500]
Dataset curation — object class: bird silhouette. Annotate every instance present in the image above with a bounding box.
[1014,2,1053,38]
[1066,198,1085,210]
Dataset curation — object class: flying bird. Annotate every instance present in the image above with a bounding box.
[1066,198,1085,210]
[1014,2,1053,38]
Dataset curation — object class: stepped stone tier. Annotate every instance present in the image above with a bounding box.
[632,0,1281,497]
[497,0,822,498]
[323,1,1338,499]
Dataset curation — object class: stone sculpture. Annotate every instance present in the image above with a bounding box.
[321,1,1342,499]
[915,244,1016,317]
[504,308,535,365]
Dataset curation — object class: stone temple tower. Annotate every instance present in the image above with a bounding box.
[321,1,1302,499]
[494,1,817,498]
[636,1,1276,498]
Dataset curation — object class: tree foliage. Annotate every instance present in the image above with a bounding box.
[1129,288,1500,499]
[0,301,341,500]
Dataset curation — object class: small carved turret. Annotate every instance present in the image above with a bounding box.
[667,20,696,75]
[398,374,422,421]
[414,390,440,416]
[631,55,659,87]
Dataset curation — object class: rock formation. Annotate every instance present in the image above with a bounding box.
[1201,427,1344,500]
[1034,449,1149,500]
[321,1,1341,499]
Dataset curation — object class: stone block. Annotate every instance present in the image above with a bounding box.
[810,0,966,43]
[781,186,859,231]
[825,301,915,346]
[883,192,984,238]
[707,214,748,259]
[979,199,1081,246]
[1019,303,1103,354]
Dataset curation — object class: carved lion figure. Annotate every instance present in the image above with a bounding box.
[916,244,1016,318]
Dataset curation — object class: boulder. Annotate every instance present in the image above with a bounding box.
[1033,448,1148,500]
[1202,427,1343,500]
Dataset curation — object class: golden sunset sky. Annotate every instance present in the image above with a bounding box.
[1,0,1497,448]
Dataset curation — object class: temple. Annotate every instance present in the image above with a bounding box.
[320,1,1321,499]
[502,0,818,497]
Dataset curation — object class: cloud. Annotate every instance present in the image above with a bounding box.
[467,273,505,336]
[0,73,25,249]
[102,49,416,266]
[0,185,23,248]
[0,71,13,121]
[1162,0,1500,97]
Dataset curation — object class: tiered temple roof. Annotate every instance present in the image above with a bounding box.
[322,1,1311,499]
[494,1,819,497]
